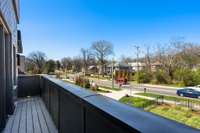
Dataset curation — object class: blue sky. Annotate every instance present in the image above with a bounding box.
[20,0,200,60]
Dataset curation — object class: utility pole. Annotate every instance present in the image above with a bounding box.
[111,57,114,90]
[146,46,151,72]
[133,45,140,85]
[134,45,140,72]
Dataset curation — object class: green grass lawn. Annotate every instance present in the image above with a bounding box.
[136,92,200,104]
[62,79,111,93]
[148,105,200,129]
[97,87,111,93]
[119,96,155,108]
[98,85,121,91]
[119,96,200,129]
[63,79,75,84]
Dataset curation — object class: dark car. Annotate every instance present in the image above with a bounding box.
[177,88,200,99]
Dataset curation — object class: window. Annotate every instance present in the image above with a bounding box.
[13,46,16,85]
[17,54,20,66]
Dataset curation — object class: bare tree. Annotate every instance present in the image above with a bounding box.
[91,40,113,76]
[177,43,200,69]
[61,57,73,71]
[80,48,94,74]
[45,59,56,74]
[56,60,61,70]
[144,46,151,72]
[155,43,179,80]
[154,39,198,81]
[72,56,82,72]
[26,51,47,74]
[25,57,35,73]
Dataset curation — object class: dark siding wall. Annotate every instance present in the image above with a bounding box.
[0,26,6,131]
[0,0,18,45]
[0,26,15,131]
[5,34,14,115]
[17,76,40,97]
[0,0,19,130]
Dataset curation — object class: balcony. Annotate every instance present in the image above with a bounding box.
[3,75,200,133]
[4,97,58,133]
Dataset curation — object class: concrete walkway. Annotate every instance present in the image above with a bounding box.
[99,90,200,110]
[98,89,128,100]
[98,89,142,100]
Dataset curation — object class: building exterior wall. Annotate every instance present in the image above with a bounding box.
[0,0,18,47]
[0,0,20,130]
[128,62,146,72]
[18,54,25,73]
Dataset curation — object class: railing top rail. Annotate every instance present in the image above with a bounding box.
[42,75,98,99]
[19,75,200,133]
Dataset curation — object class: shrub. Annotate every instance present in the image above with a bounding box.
[134,71,152,83]
[84,79,91,89]
[153,70,170,84]
[174,68,198,86]
[194,69,200,85]
[75,76,90,89]
[55,70,63,79]
[91,84,98,91]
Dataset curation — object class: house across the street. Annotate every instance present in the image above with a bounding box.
[128,62,146,72]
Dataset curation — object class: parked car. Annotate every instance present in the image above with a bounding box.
[177,88,200,99]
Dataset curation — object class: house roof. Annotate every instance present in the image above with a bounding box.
[107,62,131,68]
[128,62,146,67]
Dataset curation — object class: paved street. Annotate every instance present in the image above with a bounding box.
[68,74,179,99]
[89,77,178,96]
[66,74,200,104]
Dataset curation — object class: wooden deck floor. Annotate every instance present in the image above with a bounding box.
[3,97,58,133]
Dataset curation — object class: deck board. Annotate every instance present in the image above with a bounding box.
[19,101,27,133]
[35,98,49,133]
[32,98,42,133]
[38,99,58,133]
[11,101,23,133]
[3,97,58,133]
[26,99,33,133]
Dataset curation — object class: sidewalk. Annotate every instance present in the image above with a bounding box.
[98,89,130,100]
[99,90,200,110]
[130,83,179,89]
[89,76,179,90]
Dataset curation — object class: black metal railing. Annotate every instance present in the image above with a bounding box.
[17,75,200,133]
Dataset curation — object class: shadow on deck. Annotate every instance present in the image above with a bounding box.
[3,97,58,133]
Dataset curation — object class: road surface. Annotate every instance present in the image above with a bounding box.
[89,78,178,96]
[67,74,178,97]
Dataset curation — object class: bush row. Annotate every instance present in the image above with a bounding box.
[134,68,200,86]
[75,76,98,91]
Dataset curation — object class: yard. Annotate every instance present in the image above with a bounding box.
[62,79,111,93]
[119,96,155,108]
[98,85,121,91]
[136,92,200,104]
[119,96,200,129]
